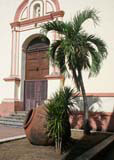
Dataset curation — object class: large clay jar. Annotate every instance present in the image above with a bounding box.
[24,104,52,145]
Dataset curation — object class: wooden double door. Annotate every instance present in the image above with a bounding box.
[24,80,47,111]
[26,50,49,80]
[24,40,49,110]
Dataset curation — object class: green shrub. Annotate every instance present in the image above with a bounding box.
[45,87,77,152]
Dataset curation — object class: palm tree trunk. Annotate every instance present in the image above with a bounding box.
[70,65,80,91]
[78,69,90,134]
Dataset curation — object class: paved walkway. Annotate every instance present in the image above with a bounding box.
[0,124,25,139]
[0,124,60,160]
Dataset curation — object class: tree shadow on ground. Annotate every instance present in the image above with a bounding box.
[61,132,109,160]
[64,98,114,160]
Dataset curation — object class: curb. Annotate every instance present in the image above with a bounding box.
[0,135,26,144]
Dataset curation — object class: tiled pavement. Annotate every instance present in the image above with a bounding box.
[0,124,25,139]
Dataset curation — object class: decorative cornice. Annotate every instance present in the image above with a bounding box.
[2,98,20,102]
[10,22,20,28]
[77,93,114,97]
[4,77,21,82]
[72,111,114,116]
[11,10,64,28]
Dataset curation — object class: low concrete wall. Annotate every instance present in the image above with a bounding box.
[69,112,114,132]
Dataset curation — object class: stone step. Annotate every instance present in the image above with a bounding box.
[11,112,28,117]
[6,116,26,120]
[0,120,24,127]
[0,111,28,127]
[10,114,27,120]
[0,117,24,123]
[15,111,28,114]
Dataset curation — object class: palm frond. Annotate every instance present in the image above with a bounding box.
[87,43,102,76]
[87,35,108,58]
[41,20,68,35]
[55,47,68,75]
[73,8,99,34]
[75,32,107,76]
[48,40,62,62]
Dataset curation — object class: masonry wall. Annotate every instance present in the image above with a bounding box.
[69,96,114,131]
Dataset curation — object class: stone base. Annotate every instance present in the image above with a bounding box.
[0,100,24,117]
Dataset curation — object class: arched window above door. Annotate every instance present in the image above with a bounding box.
[26,36,50,53]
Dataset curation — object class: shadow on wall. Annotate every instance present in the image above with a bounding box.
[98,108,114,132]
[69,97,114,132]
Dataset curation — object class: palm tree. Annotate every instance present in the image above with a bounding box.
[41,9,108,134]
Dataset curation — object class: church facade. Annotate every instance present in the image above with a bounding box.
[0,0,114,131]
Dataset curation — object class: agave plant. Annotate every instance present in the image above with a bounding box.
[45,87,78,152]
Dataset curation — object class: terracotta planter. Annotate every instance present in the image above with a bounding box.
[24,105,53,145]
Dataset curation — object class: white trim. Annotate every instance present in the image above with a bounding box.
[0,135,26,144]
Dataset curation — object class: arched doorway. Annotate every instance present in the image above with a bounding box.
[24,35,50,110]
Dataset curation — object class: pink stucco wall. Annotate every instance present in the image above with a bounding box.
[0,101,24,117]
